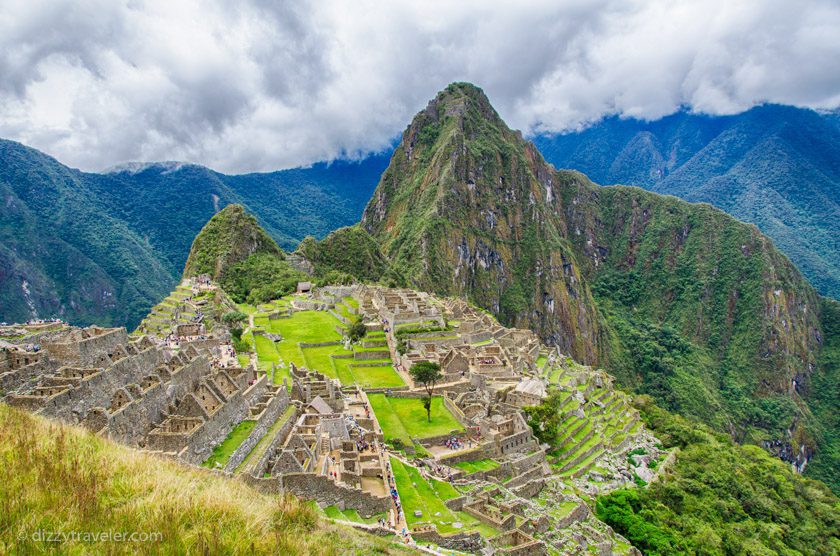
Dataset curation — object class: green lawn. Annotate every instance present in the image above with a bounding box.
[252,334,291,386]
[390,458,496,537]
[331,356,357,385]
[202,420,256,469]
[253,334,279,367]
[350,364,405,389]
[343,296,359,310]
[268,310,343,342]
[453,459,500,473]
[369,394,462,443]
[301,344,344,379]
[301,344,403,389]
[322,505,385,525]
[335,302,355,321]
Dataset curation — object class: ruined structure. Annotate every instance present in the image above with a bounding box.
[2,279,654,555]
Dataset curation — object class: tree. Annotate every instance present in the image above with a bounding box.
[348,318,367,343]
[222,310,247,326]
[410,361,442,422]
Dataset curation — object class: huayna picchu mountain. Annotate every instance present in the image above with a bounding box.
[362,83,837,486]
[183,204,308,305]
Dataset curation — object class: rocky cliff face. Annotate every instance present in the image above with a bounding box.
[362,83,603,364]
[362,83,827,467]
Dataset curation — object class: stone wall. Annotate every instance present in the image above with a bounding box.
[411,528,484,553]
[0,358,51,393]
[510,478,545,499]
[436,442,496,465]
[248,405,299,476]
[42,328,128,366]
[224,389,290,472]
[40,346,164,423]
[179,389,251,465]
[279,473,390,517]
[443,394,473,428]
[504,463,545,489]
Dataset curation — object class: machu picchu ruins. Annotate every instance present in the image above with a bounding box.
[1,276,668,555]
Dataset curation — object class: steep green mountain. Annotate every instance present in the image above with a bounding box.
[0,140,386,328]
[361,83,832,480]
[295,225,405,286]
[362,84,604,364]
[533,106,840,299]
[183,205,307,304]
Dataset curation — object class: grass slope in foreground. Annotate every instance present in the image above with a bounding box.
[0,405,410,555]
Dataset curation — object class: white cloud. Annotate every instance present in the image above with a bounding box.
[0,0,838,173]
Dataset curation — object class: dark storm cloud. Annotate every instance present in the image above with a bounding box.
[0,0,838,173]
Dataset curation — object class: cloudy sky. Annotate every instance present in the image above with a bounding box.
[1,0,839,174]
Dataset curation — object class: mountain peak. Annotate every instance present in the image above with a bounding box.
[417,82,504,133]
[183,204,283,281]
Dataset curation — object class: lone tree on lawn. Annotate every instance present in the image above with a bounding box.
[410,361,442,422]
[348,318,367,343]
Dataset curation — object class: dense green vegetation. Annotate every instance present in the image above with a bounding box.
[596,397,840,555]
[295,225,405,286]
[183,205,309,303]
[0,141,386,328]
[806,298,840,492]
[534,105,840,299]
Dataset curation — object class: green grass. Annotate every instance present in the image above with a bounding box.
[202,420,256,469]
[390,458,497,537]
[251,334,291,386]
[322,505,385,525]
[253,335,279,367]
[368,394,462,444]
[301,344,345,379]
[331,356,357,385]
[453,459,500,473]
[268,310,342,342]
[350,364,405,389]
[335,303,355,321]
[343,297,359,310]
[0,404,410,555]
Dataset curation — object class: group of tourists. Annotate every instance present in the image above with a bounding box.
[444,436,463,450]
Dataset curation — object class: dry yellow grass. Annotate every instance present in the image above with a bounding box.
[0,404,411,555]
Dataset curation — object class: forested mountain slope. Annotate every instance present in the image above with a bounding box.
[0,140,386,327]
[533,105,840,298]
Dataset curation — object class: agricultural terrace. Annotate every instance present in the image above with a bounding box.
[201,420,256,469]
[390,457,498,537]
